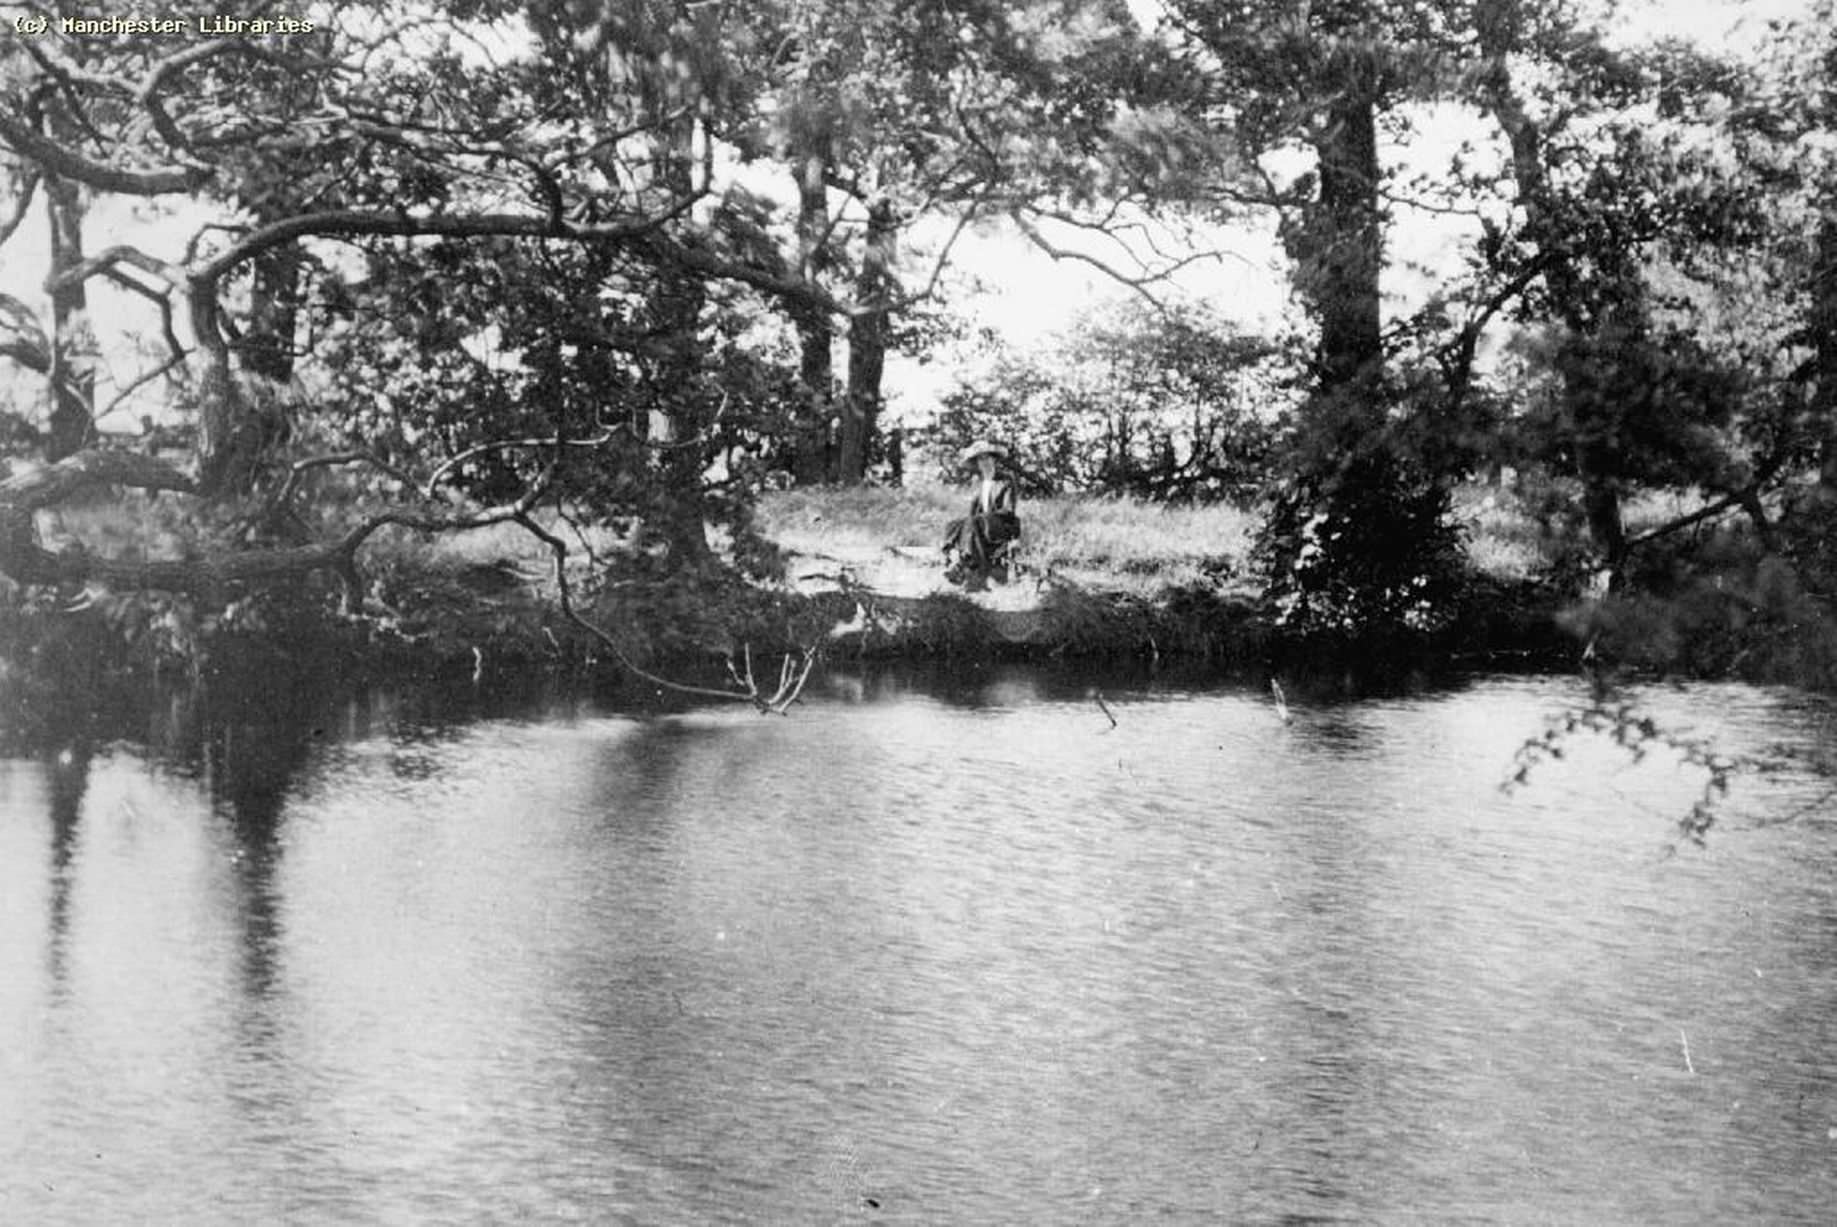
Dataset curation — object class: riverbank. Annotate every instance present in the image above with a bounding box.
[7,480,1832,699]
[0,481,1567,683]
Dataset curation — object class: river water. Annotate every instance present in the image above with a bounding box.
[2,664,1835,1223]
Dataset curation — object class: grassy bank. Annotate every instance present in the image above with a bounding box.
[16,478,1831,688]
[1,480,1569,679]
[753,483,1260,597]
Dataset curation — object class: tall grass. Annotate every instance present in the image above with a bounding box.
[1015,491,1257,581]
[754,482,1259,593]
[751,483,964,553]
[37,476,1566,603]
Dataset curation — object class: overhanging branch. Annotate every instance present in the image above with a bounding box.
[516,512,818,714]
[191,203,701,287]
[48,245,188,294]
[0,447,554,597]
[0,114,209,195]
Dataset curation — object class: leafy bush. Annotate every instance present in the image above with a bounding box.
[1255,444,1469,636]
[921,301,1296,503]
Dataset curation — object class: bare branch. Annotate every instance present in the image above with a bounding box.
[0,448,197,512]
[0,336,51,374]
[423,429,620,500]
[47,244,188,294]
[190,201,700,288]
[1624,492,1746,551]
[538,107,695,172]
[900,198,984,307]
[519,512,818,713]
[138,37,319,124]
[97,351,187,421]
[1378,183,1485,218]
[0,446,555,601]
[1008,211,1178,308]
[0,292,50,373]
[0,114,209,195]
[264,449,417,515]
[1438,251,1556,407]
[98,266,188,365]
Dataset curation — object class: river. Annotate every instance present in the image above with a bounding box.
[2,664,1834,1223]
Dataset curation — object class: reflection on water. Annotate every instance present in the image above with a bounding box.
[2,665,1835,1223]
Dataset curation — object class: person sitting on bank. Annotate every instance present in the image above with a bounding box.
[942,439,1020,590]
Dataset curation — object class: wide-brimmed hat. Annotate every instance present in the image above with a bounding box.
[959,439,1008,465]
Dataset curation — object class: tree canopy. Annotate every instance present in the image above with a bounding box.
[2,0,1835,651]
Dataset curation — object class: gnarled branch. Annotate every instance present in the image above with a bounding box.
[0,114,209,196]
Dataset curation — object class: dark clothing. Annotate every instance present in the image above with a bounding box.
[942,478,1020,588]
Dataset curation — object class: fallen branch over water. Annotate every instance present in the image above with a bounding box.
[0,449,820,713]
[515,513,817,715]
[0,447,549,609]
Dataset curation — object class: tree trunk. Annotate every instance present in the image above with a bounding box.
[191,310,264,498]
[1580,476,1627,581]
[1302,89,1383,401]
[44,174,94,460]
[1476,3,1629,571]
[788,152,835,485]
[242,238,303,384]
[1812,200,1837,491]
[840,199,896,485]
[645,121,710,564]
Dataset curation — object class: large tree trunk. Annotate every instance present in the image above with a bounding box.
[1299,90,1383,402]
[44,173,94,460]
[188,210,304,502]
[647,265,710,564]
[644,120,711,564]
[192,333,265,498]
[788,152,835,485]
[839,199,896,486]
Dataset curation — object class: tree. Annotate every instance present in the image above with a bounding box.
[731,0,1220,485]
[1163,0,1476,631]
[0,1,862,624]
[931,300,1291,501]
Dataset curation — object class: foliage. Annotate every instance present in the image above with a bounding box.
[1779,487,1837,603]
[313,233,809,559]
[4,0,1837,663]
[1504,316,1749,499]
[1562,527,1837,690]
[1502,691,1750,844]
[926,302,1293,502]
[1254,395,1470,636]
[717,0,1223,484]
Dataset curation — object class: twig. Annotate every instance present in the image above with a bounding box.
[423,428,619,499]
[1679,1027,1695,1075]
[98,350,188,421]
[1094,691,1118,729]
[515,513,817,714]
[1624,492,1747,552]
[269,450,416,512]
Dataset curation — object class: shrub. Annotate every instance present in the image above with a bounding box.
[1255,446,1469,636]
